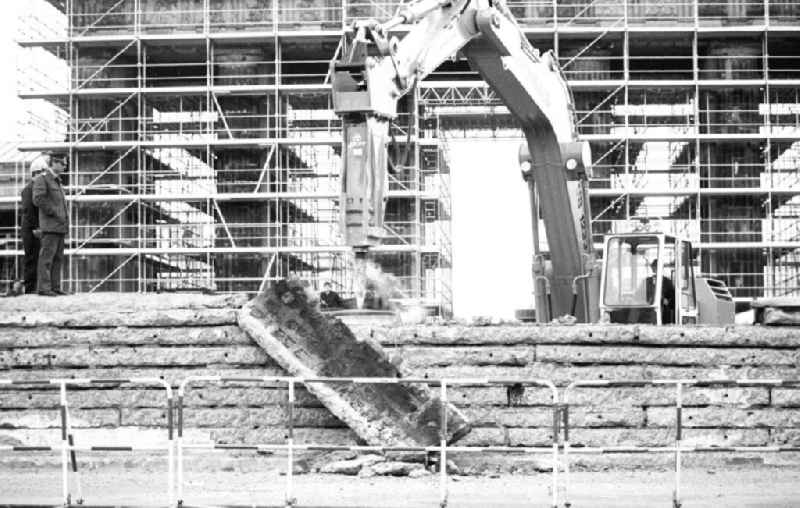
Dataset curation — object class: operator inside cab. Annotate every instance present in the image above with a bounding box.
[646,259,676,324]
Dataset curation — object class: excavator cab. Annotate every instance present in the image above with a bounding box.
[599,233,701,325]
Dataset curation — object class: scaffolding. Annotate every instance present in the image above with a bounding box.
[6,0,800,309]
[7,0,455,315]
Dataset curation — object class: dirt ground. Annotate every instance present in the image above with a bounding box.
[1,468,799,507]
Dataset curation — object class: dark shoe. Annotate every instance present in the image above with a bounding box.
[37,290,57,297]
[53,289,70,296]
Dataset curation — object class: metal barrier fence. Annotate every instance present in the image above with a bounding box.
[3,375,800,507]
[560,378,800,508]
[0,377,174,506]
[177,376,561,508]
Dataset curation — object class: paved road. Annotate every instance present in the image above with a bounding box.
[1,469,799,507]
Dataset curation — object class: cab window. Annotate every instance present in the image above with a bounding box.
[603,236,660,306]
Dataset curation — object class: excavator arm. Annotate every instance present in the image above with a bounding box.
[331,0,599,322]
[331,0,481,252]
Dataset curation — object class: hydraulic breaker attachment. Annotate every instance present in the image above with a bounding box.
[331,47,398,254]
[339,118,389,253]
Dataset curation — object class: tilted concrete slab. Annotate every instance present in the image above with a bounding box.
[237,280,471,447]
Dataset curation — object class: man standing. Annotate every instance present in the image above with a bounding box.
[646,259,676,324]
[319,281,344,309]
[20,156,48,294]
[33,154,69,296]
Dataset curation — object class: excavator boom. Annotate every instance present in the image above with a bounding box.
[332,0,599,321]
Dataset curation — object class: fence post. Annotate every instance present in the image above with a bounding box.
[286,379,296,508]
[557,403,569,508]
[562,383,576,508]
[673,382,684,508]
[58,382,70,506]
[165,381,175,507]
[439,380,448,508]
[176,379,188,506]
[65,409,84,505]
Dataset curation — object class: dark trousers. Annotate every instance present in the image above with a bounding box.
[37,233,65,293]
[21,227,40,293]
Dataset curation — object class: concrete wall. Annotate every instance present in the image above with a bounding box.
[366,324,800,470]
[1,295,799,471]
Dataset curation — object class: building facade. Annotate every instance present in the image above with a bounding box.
[4,0,800,310]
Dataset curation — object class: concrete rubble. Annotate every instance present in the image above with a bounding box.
[316,453,458,477]
[319,454,385,475]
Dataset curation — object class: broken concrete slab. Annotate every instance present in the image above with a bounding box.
[536,345,799,366]
[408,467,432,478]
[237,280,471,447]
[370,461,424,476]
[365,324,800,348]
[0,293,247,313]
[0,326,250,349]
[0,309,238,328]
[319,454,385,475]
[646,407,800,428]
[386,346,533,368]
[0,345,270,369]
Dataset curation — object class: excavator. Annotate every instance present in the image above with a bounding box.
[238,1,737,483]
[330,0,734,326]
